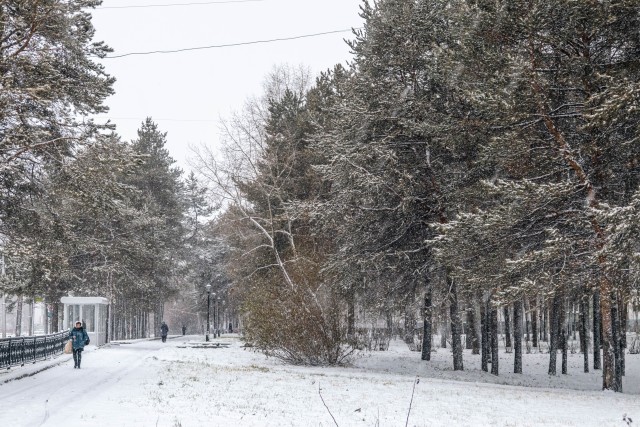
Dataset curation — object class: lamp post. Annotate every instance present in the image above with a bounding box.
[205,285,212,342]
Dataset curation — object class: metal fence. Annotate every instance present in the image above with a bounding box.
[0,331,69,369]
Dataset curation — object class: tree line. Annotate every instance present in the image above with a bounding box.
[193,0,640,393]
[2,0,639,393]
[0,1,217,341]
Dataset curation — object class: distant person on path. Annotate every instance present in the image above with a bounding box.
[69,321,89,369]
[160,321,169,343]
[182,325,186,335]
[228,322,233,333]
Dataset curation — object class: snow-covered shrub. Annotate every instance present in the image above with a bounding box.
[237,258,356,366]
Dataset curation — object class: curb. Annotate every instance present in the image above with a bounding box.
[0,354,73,385]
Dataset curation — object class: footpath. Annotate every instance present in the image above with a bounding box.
[0,335,180,384]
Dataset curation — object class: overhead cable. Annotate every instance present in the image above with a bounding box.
[104,28,358,59]
[99,0,264,9]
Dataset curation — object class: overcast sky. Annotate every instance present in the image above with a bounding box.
[90,0,364,171]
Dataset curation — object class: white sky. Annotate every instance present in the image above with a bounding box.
[90,0,364,171]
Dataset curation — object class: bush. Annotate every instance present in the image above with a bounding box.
[240,268,355,366]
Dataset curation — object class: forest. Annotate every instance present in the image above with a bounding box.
[1,0,639,393]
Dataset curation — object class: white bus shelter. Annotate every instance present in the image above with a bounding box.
[61,296,109,346]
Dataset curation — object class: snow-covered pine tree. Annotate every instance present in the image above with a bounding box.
[311,0,488,371]
[123,119,185,337]
[450,0,640,391]
[0,0,114,224]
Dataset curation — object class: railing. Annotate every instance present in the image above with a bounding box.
[0,331,69,369]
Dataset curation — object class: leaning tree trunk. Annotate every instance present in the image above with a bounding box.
[593,290,601,370]
[490,307,499,376]
[449,278,464,371]
[421,285,432,361]
[513,300,523,374]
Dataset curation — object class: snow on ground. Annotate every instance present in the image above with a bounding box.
[0,334,638,426]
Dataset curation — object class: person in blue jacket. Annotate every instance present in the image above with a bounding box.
[69,321,89,369]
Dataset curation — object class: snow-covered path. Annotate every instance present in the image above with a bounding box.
[0,337,189,426]
[0,335,639,426]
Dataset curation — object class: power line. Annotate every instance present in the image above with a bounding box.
[94,116,216,123]
[103,28,358,59]
[98,0,264,9]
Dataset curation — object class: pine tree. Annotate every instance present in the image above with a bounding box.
[0,0,114,223]
[126,118,185,335]
[448,0,640,390]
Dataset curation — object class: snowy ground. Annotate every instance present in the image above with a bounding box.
[0,334,638,426]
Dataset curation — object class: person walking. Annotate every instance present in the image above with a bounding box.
[69,321,89,369]
[160,321,169,343]
[181,325,186,335]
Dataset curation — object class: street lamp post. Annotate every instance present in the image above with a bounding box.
[205,285,212,342]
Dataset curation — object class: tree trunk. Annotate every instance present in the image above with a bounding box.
[514,300,523,374]
[51,302,59,333]
[561,328,568,375]
[404,285,417,345]
[611,297,622,392]
[465,308,473,350]
[531,297,538,348]
[597,277,618,391]
[472,301,481,355]
[620,296,627,376]
[347,288,355,341]
[571,303,578,341]
[421,286,432,361]
[28,298,34,336]
[481,298,489,372]
[542,304,548,342]
[490,307,499,376]
[539,303,544,343]
[385,310,393,337]
[548,294,561,376]
[593,290,601,370]
[15,295,23,336]
[440,303,448,349]
[467,303,479,354]
[580,299,589,373]
[449,278,464,371]
[503,306,512,350]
